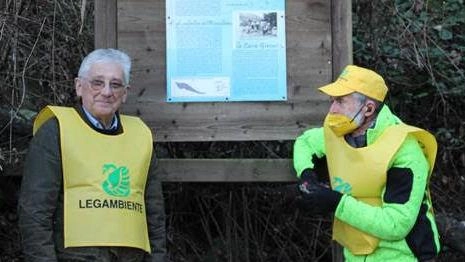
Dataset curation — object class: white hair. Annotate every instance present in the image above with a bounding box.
[78,48,131,85]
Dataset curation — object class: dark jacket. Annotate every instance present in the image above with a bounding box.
[18,107,167,262]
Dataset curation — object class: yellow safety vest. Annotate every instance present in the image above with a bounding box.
[323,123,437,255]
[34,106,153,252]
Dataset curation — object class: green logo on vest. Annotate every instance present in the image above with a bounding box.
[332,177,352,194]
[101,163,130,197]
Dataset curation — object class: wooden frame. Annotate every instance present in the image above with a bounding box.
[95,0,352,182]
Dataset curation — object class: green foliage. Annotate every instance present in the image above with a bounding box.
[354,0,464,97]
[353,0,465,212]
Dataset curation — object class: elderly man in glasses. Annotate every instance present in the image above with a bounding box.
[18,48,167,261]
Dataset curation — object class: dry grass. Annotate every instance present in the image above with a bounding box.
[0,0,94,172]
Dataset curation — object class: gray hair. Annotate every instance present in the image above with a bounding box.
[351,92,367,104]
[78,48,131,85]
[352,92,383,112]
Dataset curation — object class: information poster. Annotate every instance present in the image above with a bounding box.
[166,0,286,102]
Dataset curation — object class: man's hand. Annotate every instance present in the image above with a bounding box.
[298,169,319,193]
[296,169,343,215]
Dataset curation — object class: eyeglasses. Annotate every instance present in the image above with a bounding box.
[84,78,127,92]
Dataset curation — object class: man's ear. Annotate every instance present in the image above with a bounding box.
[364,100,376,116]
[121,85,130,103]
[75,77,83,97]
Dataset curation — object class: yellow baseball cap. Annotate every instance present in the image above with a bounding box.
[318,65,388,102]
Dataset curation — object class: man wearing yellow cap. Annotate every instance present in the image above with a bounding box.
[293,65,440,261]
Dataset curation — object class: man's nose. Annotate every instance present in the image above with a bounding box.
[100,82,114,95]
[328,101,339,113]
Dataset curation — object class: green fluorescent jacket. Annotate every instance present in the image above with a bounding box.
[293,105,440,261]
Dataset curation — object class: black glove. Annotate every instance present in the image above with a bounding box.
[299,169,319,186]
[296,169,342,215]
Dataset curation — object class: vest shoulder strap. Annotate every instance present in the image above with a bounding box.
[383,124,437,174]
[33,106,74,135]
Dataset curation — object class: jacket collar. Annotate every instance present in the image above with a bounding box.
[366,105,403,145]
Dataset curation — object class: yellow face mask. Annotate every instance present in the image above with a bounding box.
[324,106,365,137]
[324,114,359,137]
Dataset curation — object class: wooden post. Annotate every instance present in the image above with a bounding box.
[331,0,353,78]
[330,1,352,261]
[94,0,118,48]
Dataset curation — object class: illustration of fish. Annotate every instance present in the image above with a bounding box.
[175,82,205,94]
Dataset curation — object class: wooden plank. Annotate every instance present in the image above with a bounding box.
[126,100,328,141]
[94,0,118,48]
[331,0,353,78]
[157,158,297,182]
[116,0,334,142]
